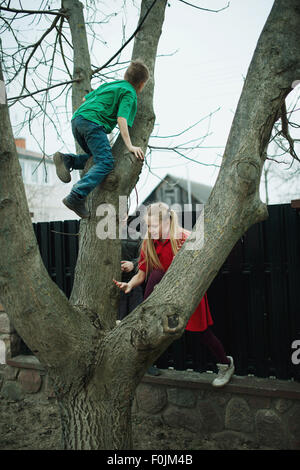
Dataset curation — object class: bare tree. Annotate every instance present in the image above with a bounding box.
[1,0,300,450]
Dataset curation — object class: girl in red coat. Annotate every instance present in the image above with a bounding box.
[114,202,234,387]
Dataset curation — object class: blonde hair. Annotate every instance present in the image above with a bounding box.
[140,202,189,277]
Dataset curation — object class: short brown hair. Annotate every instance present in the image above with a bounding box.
[124,60,150,87]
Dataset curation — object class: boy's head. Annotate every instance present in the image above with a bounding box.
[124,60,149,93]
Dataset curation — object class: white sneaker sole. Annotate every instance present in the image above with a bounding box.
[212,357,235,387]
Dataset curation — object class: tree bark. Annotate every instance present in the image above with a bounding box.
[62,0,92,113]
[58,385,133,450]
[69,0,167,331]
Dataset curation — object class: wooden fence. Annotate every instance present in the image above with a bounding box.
[31,203,300,381]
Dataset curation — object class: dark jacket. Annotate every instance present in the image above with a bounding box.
[121,238,142,283]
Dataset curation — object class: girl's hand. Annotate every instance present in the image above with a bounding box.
[113,279,132,294]
[121,260,134,272]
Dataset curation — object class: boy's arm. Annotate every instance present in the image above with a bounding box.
[82,89,95,103]
[117,116,144,161]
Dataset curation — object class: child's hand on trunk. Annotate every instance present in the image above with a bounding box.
[113,279,132,294]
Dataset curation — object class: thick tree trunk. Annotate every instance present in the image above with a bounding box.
[69,0,168,330]
[0,62,95,390]
[58,388,133,450]
[62,0,92,112]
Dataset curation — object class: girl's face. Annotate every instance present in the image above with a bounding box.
[147,214,170,240]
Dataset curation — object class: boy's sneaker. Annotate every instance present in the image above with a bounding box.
[53,152,72,183]
[63,192,89,219]
[212,356,235,388]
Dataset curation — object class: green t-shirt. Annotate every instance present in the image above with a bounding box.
[72,80,137,134]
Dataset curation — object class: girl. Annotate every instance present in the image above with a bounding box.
[113,202,235,387]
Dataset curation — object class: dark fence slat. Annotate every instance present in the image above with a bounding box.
[283,205,300,381]
[31,205,300,381]
[242,222,268,377]
[264,205,289,379]
[50,221,65,293]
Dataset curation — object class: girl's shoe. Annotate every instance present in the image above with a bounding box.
[212,356,235,387]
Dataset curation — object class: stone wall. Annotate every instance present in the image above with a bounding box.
[1,353,300,450]
[133,370,300,450]
[1,304,300,450]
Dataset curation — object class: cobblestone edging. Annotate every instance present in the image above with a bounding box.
[1,355,300,450]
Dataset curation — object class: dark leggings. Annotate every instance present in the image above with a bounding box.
[144,269,230,365]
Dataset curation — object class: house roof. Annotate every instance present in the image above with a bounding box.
[142,173,212,204]
[15,141,53,163]
[168,174,212,203]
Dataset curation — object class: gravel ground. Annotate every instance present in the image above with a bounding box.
[0,395,258,451]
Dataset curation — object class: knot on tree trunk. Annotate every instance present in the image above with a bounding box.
[0,197,14,210]
[231,158,261,196]
[130,303,184,351]
[162,311,185,336]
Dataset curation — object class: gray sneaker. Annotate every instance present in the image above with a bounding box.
[63,192,89,219]
[212,356,235,387]
[53,152,72,183]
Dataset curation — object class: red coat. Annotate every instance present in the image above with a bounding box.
[138,233,213,332]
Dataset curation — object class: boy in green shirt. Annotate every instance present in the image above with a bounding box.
[53,60,149,218]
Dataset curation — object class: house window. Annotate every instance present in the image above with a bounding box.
[163,188,178,206]
[19,160,26,180]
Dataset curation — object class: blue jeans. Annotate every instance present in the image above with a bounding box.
[65,115,114,198]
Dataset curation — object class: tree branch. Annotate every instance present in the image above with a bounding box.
[20,13,61,96]
[91,0,159,76]
[0,6,67,16]
[7,78,79,103]
[279,101,300,162]
[178,0,230,13]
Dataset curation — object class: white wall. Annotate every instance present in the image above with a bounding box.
[20,157,81,222]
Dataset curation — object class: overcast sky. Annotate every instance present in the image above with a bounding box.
[5,0,300,210]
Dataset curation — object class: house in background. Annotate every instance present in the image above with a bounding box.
[141,173,212,209]
[16,138,80,222]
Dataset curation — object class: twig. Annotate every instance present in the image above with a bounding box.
[7,78,79,102]
[51,230,79,236]
[91,0,158,76]
[279,101,300,162]
[20,14,61,96]
[178,0,230,13]
[0,6,67,16]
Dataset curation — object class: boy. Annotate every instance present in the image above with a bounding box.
[53,59,149,218]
